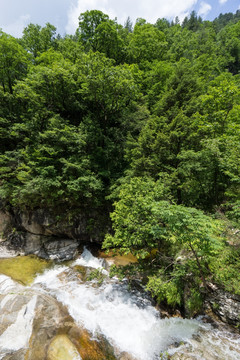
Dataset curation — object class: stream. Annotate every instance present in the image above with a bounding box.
[0,248,239,359]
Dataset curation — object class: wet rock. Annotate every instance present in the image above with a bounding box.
[0,278,76,359]
[41,238,79,261]
[68,328,117,360]
[73,266,88,282]
[0,244,20,258]
[47,335,81,360]
[27,295,71,356]
[0,274,120,360]
[169,328,240,360]
[118,352,138,360]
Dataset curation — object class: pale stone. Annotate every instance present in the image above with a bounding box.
[47,335,81,360]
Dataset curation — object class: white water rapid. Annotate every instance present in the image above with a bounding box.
[33,249,201,359]
[0,248,240,359]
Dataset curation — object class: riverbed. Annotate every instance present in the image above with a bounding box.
[0,248,239,359]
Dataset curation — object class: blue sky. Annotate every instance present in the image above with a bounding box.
[0,0,239,37]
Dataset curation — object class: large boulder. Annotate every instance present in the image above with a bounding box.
[0,275,117,360]
[47,335,81,360]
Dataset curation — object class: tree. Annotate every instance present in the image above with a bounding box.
[217,21,240,74]
[57,36,84,63]
[124,16,133,33]
[0,32,30,93]
[155,18,170,32]
[76,51,141,182]
[93,22,124,62]
[103,177,221,310]
[182,11,202,32]
[77,10,110,50]
[0,115,102,209]
[127,22,167,63]
[14,49,82,125]
[21,23,57,58]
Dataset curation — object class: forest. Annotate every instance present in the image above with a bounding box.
[0,9,240,315]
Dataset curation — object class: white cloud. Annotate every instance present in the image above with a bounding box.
[219,0,228,4]
[65,0,116,34]
[198,2,212,18]
[2,14,30,37]
[66,0,198,34]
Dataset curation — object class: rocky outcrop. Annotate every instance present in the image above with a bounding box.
[5,231,79,261]
[0,207,107,261]
[11,208,105,242]
[207,283,240,327]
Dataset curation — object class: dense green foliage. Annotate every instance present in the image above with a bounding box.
[0,9,240,314]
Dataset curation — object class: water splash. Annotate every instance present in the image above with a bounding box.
[73,247,106,270]
[33,251,204,360]
[1,250,239,360]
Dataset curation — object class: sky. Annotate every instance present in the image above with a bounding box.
[0,0,240,37]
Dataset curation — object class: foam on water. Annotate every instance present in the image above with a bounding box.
[73,247,105,269]
[33,250,204,360]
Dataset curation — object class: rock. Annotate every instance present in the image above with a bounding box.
[41,238,79,261]
[2,349,26,360]
[0,206,108,261]
[0,276,77,360]
[169,327,240,360]
[118,353,138,360]
[47,335,81,360]
[5,231,79,262]
[0,211,12,240]
[0,274,118,360]
[207,284,240,327]
[13,208,104,242]
[0,279,38,359]
[0,244,20,258]
[67,328,117,360]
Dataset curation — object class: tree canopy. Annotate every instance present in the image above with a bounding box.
[0,9,240,314]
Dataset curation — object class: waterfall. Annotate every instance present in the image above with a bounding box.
[32,249,206,359]
[0,248,240,360]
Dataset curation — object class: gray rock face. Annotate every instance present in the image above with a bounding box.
[14,208,100,241]
[0,211,12,240]
[5,231,79,261]
[40,238,79,261]
[207,284,240,326]
[0,207,106,261]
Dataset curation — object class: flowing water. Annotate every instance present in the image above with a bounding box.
[0,248,239,359]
